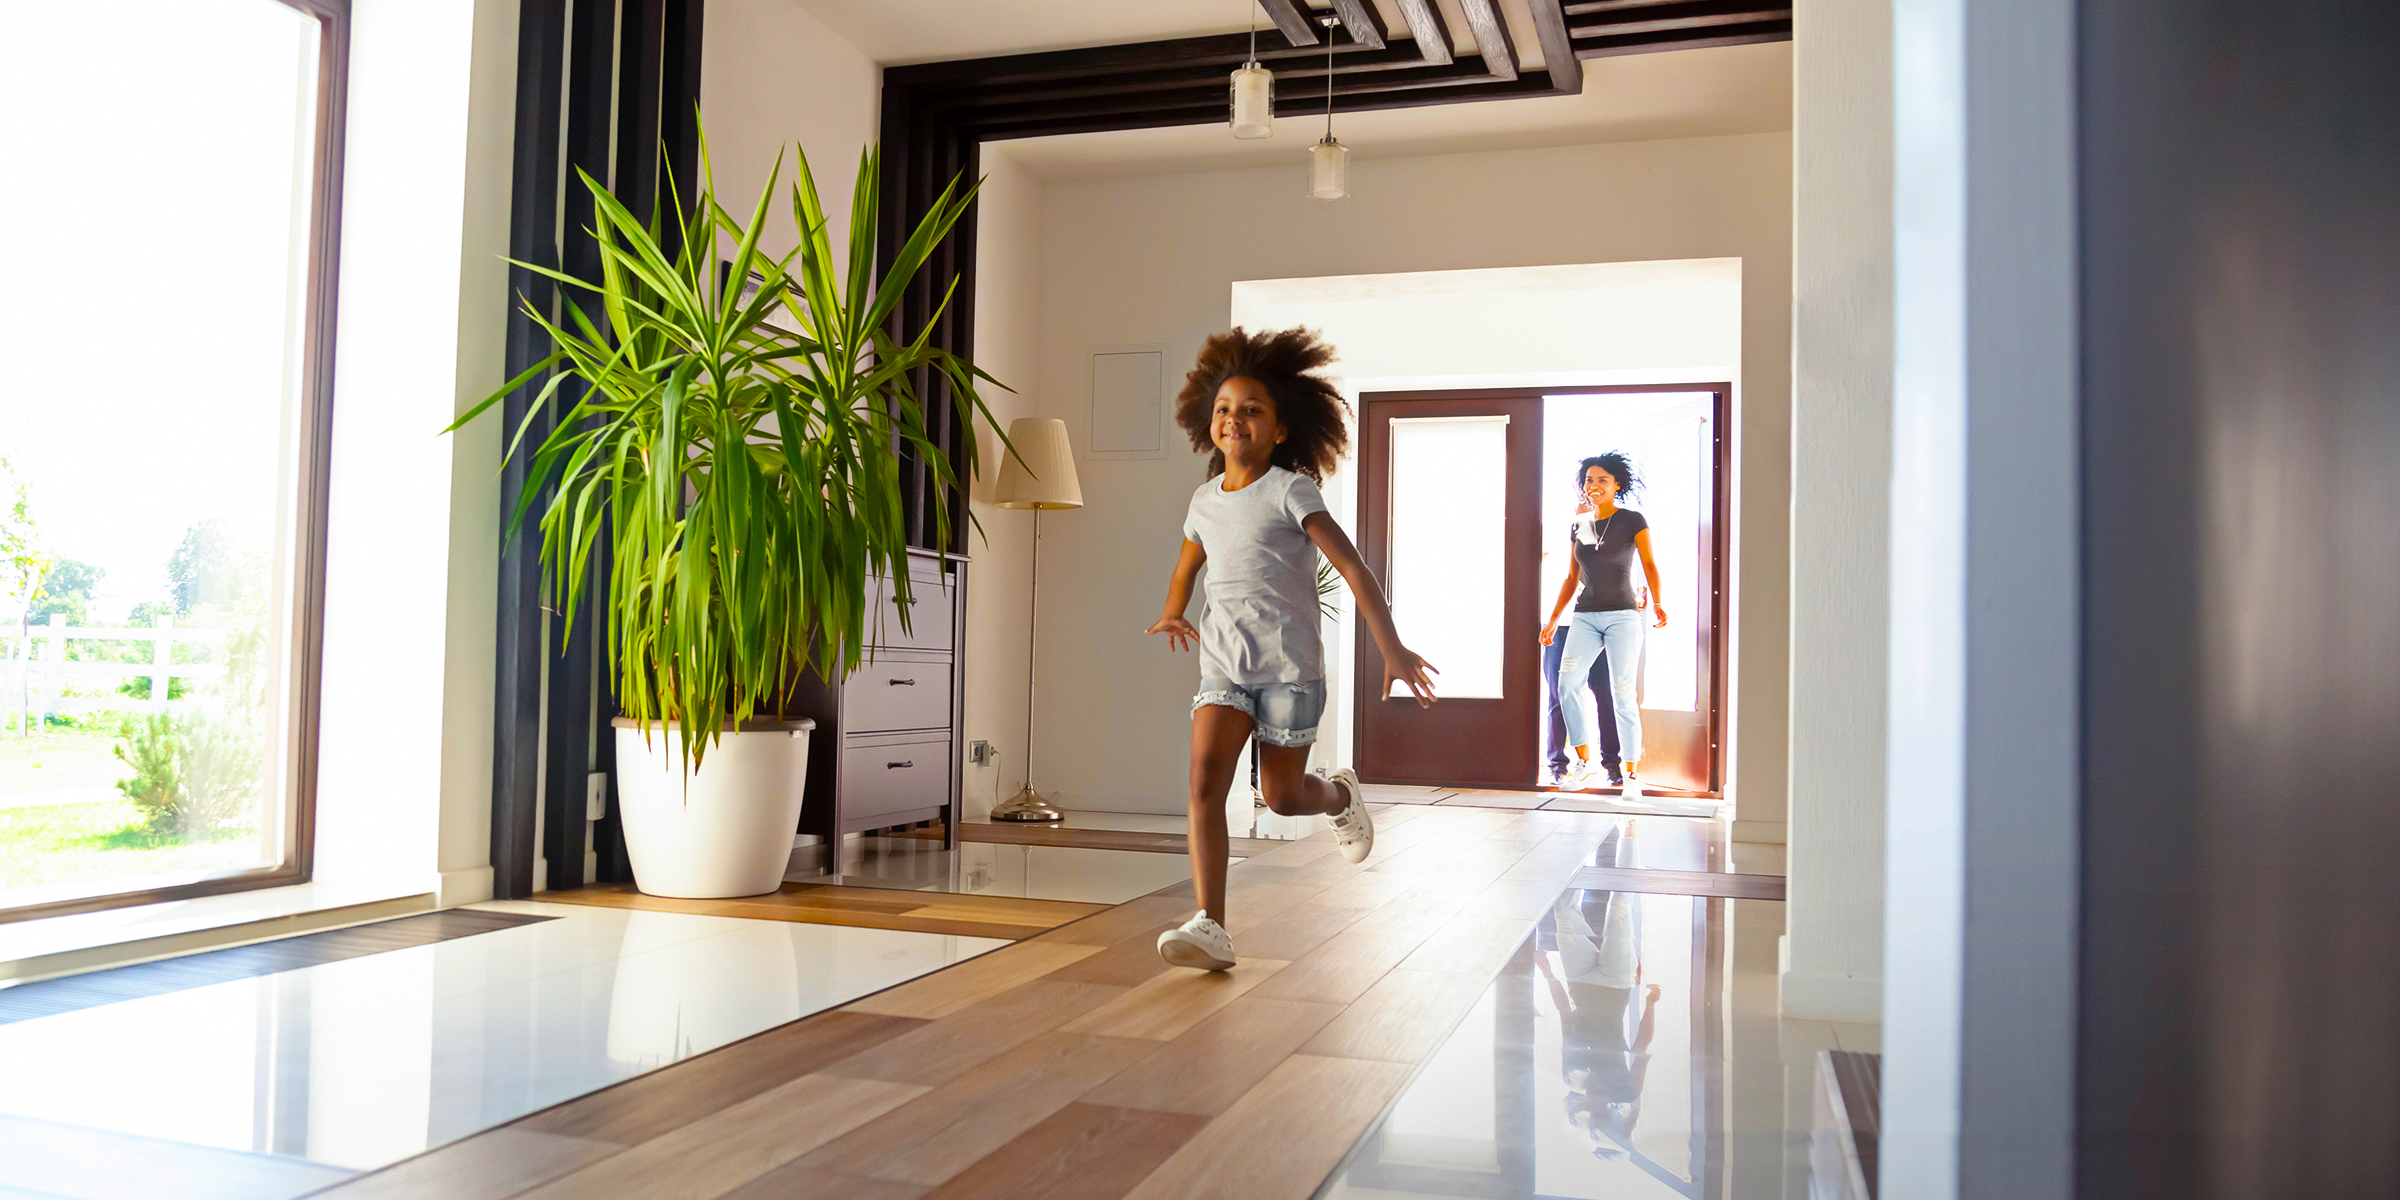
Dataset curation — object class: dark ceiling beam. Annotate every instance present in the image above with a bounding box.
[1527,0,1583,92]
[1389,0,1454,66]
[1256,0,1321,46]
[1325,0,1387,50]
[1456,0,1519,81]
[1573,23,1791,57]
[886,29,1390,90]
[1568,8,1792,39]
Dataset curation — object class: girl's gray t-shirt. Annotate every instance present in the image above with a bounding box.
[1182,466,1328,684]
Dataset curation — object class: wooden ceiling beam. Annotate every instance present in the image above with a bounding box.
[1390,0,1454,67]
[1256,0,1321,46]
[1326,0,1387,50]
[1568,9,1792,39]
[1572,22,1791,57]
[1456,0,1519,82]
[1527,0,1584,93]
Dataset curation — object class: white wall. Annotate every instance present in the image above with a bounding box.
[965,133,1792,826]
[314,0,517,904]
[700,0,880,266]
[1782,0,1893,1021]
[1230,261,1745,785]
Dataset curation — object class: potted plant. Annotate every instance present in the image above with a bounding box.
[452,128,1004,897]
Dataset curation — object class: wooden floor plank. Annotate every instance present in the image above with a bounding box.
[843,941,1105,1020]
[914,1103,1212,1200]
[515,1010,927,1145]
[321,813,1612,1200]
[513,1073,928,1200]
[1079,996,1347,1117]
[1058,958,1291,1041]
[948,821,1285,858]
[1298,968,1495,1064]
[305,1129,618,1200]
[793,1031,1162,1186]
[1116,1055,1416,1200]
[828,979,1131,1088]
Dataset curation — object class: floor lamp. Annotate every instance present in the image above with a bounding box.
[991,418,1083,822]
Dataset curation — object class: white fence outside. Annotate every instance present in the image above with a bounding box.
[5,614,228,723]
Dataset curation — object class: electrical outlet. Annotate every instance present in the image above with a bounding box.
[968,740,992,766]
[585,772,608,821]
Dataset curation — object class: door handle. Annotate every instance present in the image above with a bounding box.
[886,760,914,770]
[887,678,916,686]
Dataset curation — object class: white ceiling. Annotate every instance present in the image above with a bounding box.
[988,41,1791,182]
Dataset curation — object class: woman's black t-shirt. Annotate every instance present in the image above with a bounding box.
[1571,509,1649,612]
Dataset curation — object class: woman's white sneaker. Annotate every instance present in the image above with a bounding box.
[1322,767,1374,863]
[1620,774,1644,803]
[1557,759,1604,792]
[1157,913,1237,971]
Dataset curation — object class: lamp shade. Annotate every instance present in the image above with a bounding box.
[993,417,1083,509]
[1309,136,1350,200]
[1229,62,1273,139]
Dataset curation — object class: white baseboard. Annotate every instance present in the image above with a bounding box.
[437,866,495,908]
[1781,965,1884,1022]
[1731,818,1787,844]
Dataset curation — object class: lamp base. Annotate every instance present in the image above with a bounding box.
[990,784,1064,823]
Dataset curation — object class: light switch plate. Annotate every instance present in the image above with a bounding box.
[586,772,608,821]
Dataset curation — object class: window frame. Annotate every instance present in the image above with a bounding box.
[0,0,349,926]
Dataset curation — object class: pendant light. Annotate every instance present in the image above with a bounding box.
[1228,4,1272,139]
[1308,15,1349,200]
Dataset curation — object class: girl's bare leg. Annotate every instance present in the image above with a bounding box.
[1188,705,1253,923]
[1255,743,1346,816]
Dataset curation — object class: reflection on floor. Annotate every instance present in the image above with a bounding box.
[1327,888,1781,1198]
[0,901,1008,1200]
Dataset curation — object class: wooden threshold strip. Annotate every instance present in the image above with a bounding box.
[943,821,1286,859]
[539,883,1108,941]
[1568,865,1787,901]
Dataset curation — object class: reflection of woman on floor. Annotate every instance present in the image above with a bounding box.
[1539,843,1661,1158]
[1539,453,1667,800]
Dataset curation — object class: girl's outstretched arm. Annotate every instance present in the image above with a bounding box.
[1301,512,1439,708]
[1147,538,1208,652]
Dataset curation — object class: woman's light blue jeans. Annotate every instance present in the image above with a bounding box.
[1558,609,1643,764]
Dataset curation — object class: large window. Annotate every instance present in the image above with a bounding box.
[0,0,346,919]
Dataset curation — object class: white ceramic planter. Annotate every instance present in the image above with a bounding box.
[611,717,816,898]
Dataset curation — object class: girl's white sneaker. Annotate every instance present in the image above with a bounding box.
[1157,913,1236,971]
[1557,759,1604,792]
[1321,767,1374,863]
[1620,774,1644,803]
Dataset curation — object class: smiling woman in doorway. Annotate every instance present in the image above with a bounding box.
[1540,453,1668,800]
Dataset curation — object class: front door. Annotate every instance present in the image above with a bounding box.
[1354,386,1729,795]
[1353,394,1545,788]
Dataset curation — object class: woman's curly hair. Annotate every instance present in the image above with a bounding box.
[1175,327,1352,482]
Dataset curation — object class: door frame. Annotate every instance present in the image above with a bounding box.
[1351,383,1733,796]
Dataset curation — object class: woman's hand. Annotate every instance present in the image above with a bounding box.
[1147,615,1199,652]
[1539,621,1558,647]
[1383,645,1440,708]
[1651,603,1669,629]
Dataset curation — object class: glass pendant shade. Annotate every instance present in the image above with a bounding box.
[1309,136,1350,200]
[1229,62,1273,139]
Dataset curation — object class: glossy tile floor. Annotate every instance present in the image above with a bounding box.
[1321,847,1850,1200]
[0,901,1008,1200]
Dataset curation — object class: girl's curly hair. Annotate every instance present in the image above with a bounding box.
[1175,327,1352,482]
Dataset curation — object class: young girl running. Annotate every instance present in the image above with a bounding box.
[1146,328,1439,971]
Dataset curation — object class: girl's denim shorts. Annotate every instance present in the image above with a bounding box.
[1192,677,1328,747]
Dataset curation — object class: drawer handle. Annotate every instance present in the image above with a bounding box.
[886,678,917,686]
[886,760,914,770]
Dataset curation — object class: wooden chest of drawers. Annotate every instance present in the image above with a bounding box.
[791,549,966,844]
